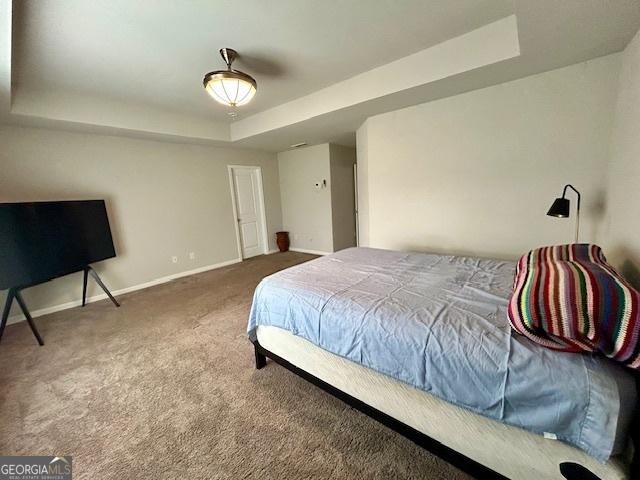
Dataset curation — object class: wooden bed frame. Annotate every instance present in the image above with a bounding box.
[253,340,639,480]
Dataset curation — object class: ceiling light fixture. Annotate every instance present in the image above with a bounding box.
[203,48,257,107]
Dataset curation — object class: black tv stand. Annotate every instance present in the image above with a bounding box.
[82,266,120,308]
[0,266,119,346]
[0,288,44,345]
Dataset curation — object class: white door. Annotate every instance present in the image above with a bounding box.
[230,167,267,259]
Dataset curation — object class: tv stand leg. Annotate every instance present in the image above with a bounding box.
[0,288,44,346]
[84,266,120,308]
[82,268,89,307]
[14,290,44,346]
[0,289,15,344]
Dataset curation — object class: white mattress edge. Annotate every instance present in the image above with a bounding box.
[256,325,629,480]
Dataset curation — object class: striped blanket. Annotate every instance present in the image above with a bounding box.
[508,244,640,370]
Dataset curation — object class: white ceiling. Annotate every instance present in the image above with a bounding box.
[2,0,640,151]
[12,0,513,122]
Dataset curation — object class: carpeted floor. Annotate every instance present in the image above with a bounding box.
[0,252,470,480]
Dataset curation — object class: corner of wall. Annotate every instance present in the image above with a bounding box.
[600,28,640,288]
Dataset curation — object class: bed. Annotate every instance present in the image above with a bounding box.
[247,247,639,479]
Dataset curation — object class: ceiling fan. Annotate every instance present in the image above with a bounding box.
[203,48,257,107]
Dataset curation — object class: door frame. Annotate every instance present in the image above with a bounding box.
[353,163,359,247]
[227,165,270,260]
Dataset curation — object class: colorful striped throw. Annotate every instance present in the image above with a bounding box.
[508,244,640,370]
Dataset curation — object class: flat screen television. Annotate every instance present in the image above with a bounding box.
[0,200,116,290]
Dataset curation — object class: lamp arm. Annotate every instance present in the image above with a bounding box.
[562,184,581,243]
[562,184,581,207]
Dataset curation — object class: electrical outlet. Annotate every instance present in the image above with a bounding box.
[314,179,327,190]
[189,252,196,260]
[171,256,178,263]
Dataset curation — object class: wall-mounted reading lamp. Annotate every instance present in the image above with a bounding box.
[547,184,581,243]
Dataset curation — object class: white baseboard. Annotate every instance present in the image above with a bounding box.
[6,257,242,326]
[289,248,332,256]
[266,249,280,254]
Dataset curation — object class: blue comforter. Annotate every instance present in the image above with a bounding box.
[247,247,636,461]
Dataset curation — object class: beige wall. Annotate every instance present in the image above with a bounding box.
[356,54,621,260]
[278,144,333,253]
[0,124,281,315]
[603,31,640,288]
[355,124,370,247]
[329,144,357,251]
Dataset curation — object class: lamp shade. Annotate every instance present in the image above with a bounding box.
[203,70,257,107]
[547,197,570,218]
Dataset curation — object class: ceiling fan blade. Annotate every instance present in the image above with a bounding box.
[236,53,286,77]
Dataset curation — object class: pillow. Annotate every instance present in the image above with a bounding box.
[507,244,640,370]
